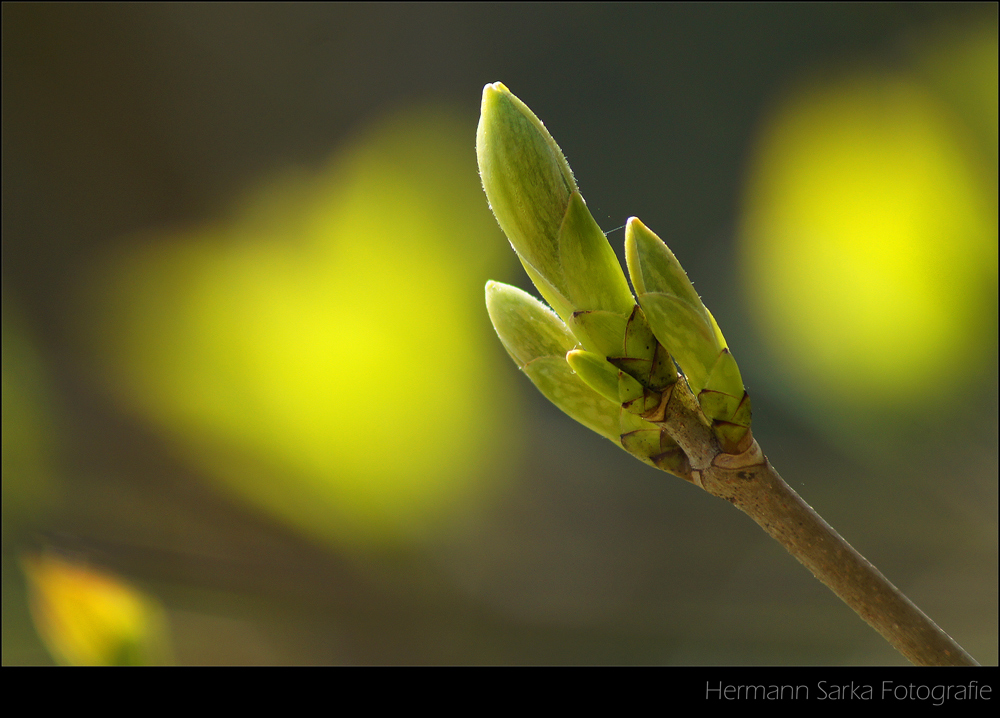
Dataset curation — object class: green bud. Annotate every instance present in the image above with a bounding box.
[480,84,752,470]
[477,83,575,284]
[619,427,662,463]
[624,218,751,451]
[486,280,573,368]
[477,83,635,353]
[567,310,628,359]
[523,357,621,444]
[700,347,752,453]
[619,410,691,479]
[605,306,678,392]
[485,281,620,442]
[702,347,745,416]
[625,218,744,399]
[556,190,636,319]
[566,349,621,404]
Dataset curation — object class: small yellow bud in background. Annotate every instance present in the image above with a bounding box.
[23,553,171,666]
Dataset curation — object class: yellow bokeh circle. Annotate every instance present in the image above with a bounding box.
[82,108,519,549]
[741,71,996,414]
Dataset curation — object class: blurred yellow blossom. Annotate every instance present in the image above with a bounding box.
[741,49,996,430]
[23,554,171,666]
[78,107,520,549]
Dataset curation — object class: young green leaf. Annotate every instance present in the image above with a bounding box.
[566,349,621,404]
[485,281,620,442]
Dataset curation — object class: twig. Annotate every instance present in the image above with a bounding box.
[700,444,979,666]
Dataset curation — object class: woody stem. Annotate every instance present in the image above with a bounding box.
[699,452,978,666]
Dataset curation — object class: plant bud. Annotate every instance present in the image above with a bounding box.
[625,218,750,450]
[477,83,635,352]
[485,281,620,442]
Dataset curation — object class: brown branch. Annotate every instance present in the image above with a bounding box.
[700,446,979,666]
[650,380,979,666]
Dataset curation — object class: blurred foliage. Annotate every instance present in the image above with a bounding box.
[79,108,520,550]
[23,553,171,665]
[740,21,997,443]
[2,301,58,539]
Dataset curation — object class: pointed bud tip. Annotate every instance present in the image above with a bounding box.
[484,280,507,316]
[484,279,518,312]
[624,217,648,255]
[626,216,660,243]
[480,82,513,115]
[482,81,510,97]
